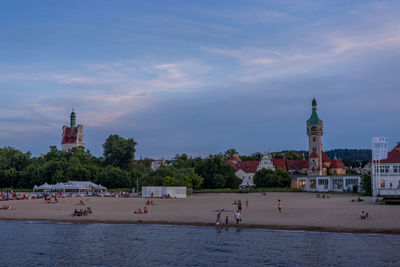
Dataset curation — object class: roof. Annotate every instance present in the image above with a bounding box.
[381,143,400,163]
[272,158,287,170]
[62,127,78,144]
[307,98,321,124]
[330,159,346,169]
[310,152,319,158]
[225,155,242,170]
[36,181,107,190]
[286,160,308,170]
[236,161,259,173]
[322,151,331,163]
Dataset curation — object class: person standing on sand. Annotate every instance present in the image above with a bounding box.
[238,200,242,213]
[216,212,221,227]
[278,199,282,213]
[225,216,229,228]
[234,210,240,224]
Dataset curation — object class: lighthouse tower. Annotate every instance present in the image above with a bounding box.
[61,110,84,151]
[307,98,323,176]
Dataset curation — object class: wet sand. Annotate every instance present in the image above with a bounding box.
[1,192,399,234]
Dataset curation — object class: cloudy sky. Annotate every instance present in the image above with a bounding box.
[0,0,399,158]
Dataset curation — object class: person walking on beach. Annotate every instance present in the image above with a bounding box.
[234,210,240,224]
[246,199,249,208]
[278,199,282,213]
[225,215,229,229]
[237,200,242,213]
[216,212,221,227]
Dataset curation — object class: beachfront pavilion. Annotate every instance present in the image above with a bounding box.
[296,175,361,192]
[34,181,107,194]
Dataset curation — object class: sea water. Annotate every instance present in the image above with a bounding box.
[0,221,399,266]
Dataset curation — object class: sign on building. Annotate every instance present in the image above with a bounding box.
[372,137,388,160]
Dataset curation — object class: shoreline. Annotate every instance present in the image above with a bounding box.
[2,192,400,235]
[1,217,399,235]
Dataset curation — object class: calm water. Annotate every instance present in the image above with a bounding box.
[0,221,400,266]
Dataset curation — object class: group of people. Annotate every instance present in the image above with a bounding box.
[44,195,59,204]
[352,197,364,202]
[0,191,28,201]
[316,194,330,199]
[72,207,92,216]
[216,210,241,229]
[134,207,149,214]
[146,200,155,206]
[216,198,251,228]
[0,204,15,210]
[360,211,370,220]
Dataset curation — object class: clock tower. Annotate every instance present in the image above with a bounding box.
[307,98,323,176]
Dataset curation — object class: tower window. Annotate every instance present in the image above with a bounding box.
[313,147,316,153]
[313,137,316,142]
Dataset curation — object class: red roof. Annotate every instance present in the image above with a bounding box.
[286,160,308,170]
[273,158,287,171]
[236,161,259,173]
[310,152,318,158]
[62,127,78,144]
[381,143,400,163]
[225,155,242,170]
[330,159,345,169]
[322,151,331,163]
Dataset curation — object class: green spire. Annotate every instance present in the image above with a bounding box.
[307,98,320,125]
[70,109,76,134]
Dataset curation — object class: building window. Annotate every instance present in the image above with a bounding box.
[345,179,359,187]
[380,166,385,173]
[380,180,385,188]
[299,180,306,189]
[313,147,316,153]
[332,179,343,190]
[313,137,316,142]
[394,166,398,173]
[309,179,316,189]
[318,179,329,186]
[384,166,389,173]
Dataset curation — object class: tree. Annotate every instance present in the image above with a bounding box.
[103,135,137,170]
[253,168,291,188]
[195,154,236,189]
[240,152,262,161]
[253,169,276,188]
[224,148,238,159]
[360,172,372,196]
[275,168,291,187]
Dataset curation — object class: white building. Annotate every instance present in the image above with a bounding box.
[226,153,276,187]
[34,181,107,194]
[151,158,166,171]
[373,142,400,198]
[297,176,360,192]
[257,153,275,171]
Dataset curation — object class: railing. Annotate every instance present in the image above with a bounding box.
[378,189,400,196]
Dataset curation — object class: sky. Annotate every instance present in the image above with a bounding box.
[0,0,399,158]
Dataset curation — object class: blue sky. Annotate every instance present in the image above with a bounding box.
[1,0,399,158]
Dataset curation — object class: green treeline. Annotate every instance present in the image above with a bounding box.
[0,135,242,190]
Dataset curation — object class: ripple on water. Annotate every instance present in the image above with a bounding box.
[0,221,400,266]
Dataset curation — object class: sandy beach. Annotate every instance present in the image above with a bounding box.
[1,192,399,234]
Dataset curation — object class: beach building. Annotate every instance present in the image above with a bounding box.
[226,153,276,186]
[373,142,400,200]
[296,98,360,192]
[34,181,107,195]
[61,110,84,152]
[142,186,187,198]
